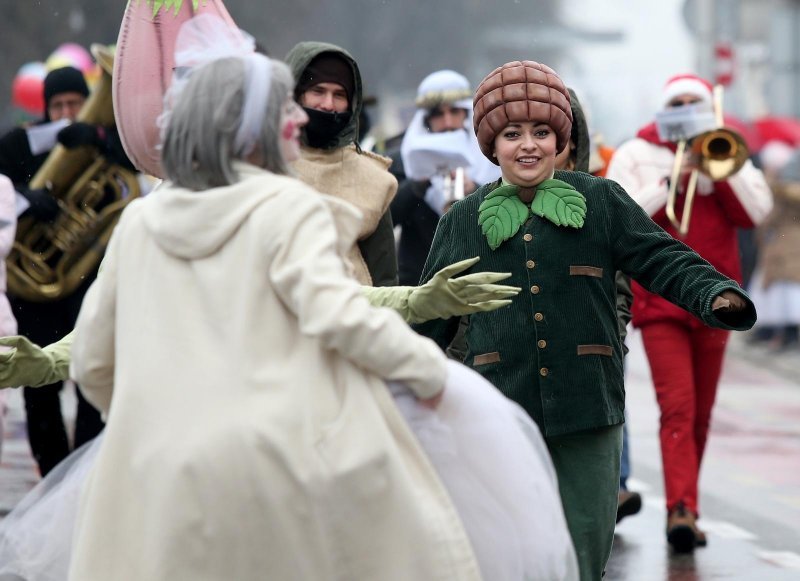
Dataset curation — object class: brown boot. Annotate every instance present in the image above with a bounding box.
[666,502,696,553]
[693,523,707,547]
[617,490,642,523]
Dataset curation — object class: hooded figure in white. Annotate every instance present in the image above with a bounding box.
[400,70,500,216]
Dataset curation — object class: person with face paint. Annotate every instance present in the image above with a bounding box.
[285,43,399,287]
[414,61,758,580]
[57,25,484,579]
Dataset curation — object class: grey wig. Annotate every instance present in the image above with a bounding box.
[162,57,294,190]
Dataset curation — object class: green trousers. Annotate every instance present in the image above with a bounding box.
[546,424,623,581]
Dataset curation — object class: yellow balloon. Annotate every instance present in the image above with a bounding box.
[45,54,74,72]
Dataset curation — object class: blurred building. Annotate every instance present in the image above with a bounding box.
[688,0,800,120]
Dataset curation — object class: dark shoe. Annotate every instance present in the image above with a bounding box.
[616,490,642,523]
[666,503,696,553]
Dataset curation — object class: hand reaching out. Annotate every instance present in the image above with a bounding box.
[711,290,747,313]
[407,257,521,323]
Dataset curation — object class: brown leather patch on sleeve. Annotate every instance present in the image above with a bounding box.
[577,344,613,357]
[473,352,501,366]
[569,266,604,278]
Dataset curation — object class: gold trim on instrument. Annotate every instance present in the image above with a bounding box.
[7,44,141,302]
[666,85,749,238]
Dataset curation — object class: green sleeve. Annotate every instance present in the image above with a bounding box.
[608,183,756,330]
[0,330,74,388]
[358,210,399,287]
[361,286,414,321]
[615,271,633,355]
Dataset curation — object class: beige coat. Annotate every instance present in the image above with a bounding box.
[293,144,397,285]
[68,163,480,581]
[758,182,800,287]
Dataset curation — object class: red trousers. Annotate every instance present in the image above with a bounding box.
[640,320,729,516]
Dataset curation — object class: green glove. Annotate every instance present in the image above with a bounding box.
[407,257,519,323]
[362,257,518,324]
[0,331,75,388]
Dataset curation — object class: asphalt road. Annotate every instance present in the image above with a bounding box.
[2,330,799,580]
[606,329,800,580]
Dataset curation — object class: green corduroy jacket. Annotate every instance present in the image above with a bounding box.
[414,171,756,437]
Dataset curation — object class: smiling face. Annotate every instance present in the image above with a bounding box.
[493,121,557,187]
[279,98,309,163]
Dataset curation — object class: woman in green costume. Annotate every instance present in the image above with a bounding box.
[413,60,756,581]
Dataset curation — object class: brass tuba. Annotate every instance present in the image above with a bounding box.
[665,86,749,237]
[7,44,141,302]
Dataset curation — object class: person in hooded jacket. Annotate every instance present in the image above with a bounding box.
[284,42,398,287]
[605,73,773,552]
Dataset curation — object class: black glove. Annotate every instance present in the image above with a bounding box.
[57,122,102,149]
[20,187,59,222]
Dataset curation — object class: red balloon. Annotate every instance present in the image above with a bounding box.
[754,116,800,149]
[12,75,45,116]
[113,0,238,177]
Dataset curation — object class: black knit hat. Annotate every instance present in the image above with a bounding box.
[295,52,354,104]
[43,66,89,106]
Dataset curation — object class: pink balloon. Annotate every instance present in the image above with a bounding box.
[48,42,94,73]
[113,0,238,177]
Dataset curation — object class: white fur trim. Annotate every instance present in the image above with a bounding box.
[661,78,712,110]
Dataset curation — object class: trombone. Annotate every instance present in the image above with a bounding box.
[665,85,750,237]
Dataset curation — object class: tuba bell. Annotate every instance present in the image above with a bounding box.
[665,86,749,237]
[7,44,141,302]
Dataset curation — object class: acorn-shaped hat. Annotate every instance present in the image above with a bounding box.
[473,61,572,163]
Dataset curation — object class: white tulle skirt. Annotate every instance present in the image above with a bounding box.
[0,361,577,581]
[748,269,800,326]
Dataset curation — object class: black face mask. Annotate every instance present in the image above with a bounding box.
[302,107,352,150]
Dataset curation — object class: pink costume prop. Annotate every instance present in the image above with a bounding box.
[113,0,238,177]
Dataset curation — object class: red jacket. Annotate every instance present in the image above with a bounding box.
[606,122,773,327]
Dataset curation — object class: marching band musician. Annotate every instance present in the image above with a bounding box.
[0,65,133,476]
[606,73,773,552]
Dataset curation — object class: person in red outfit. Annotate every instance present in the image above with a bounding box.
[606,74,773,553]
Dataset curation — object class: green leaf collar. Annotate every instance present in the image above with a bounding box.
[478,179,586,250]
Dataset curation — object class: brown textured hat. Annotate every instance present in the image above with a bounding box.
[473,61,573,163]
